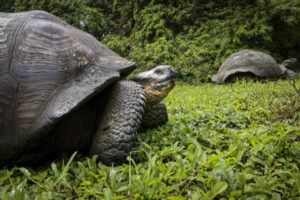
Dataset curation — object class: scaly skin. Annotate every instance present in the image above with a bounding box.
[90,81,146,165]
[90,66,175,165]
[141,102,168,129]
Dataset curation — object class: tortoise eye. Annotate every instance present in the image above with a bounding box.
[155,69,163,74]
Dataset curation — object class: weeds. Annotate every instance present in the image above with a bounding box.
[268,79,300,124]
[0,80,300,199]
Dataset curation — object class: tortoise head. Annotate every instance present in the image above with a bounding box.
[131,65,176,105]
[281,58,297,69]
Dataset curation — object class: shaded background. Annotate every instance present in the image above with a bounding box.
[1,0,300,83]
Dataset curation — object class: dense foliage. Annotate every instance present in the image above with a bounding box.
[1,0,300,83]
[0,80,299,199]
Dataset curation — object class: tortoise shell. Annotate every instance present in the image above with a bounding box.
[0,11,135,160]
[211,49,286,83]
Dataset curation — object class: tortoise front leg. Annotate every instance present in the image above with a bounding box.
[140,103,169,129]
[90,81,146,165]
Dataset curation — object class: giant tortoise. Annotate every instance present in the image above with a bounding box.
[211,49,298,83]
[0,11,176,165]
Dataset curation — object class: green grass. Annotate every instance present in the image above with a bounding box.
[1,80,300,200]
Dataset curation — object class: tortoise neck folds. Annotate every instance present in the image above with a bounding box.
[131,65,176,106]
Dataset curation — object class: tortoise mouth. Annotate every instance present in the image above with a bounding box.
[152,78,176,91]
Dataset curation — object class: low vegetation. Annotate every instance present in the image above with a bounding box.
[1,79,299,200]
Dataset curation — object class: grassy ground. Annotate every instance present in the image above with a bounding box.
[1,80,300,200]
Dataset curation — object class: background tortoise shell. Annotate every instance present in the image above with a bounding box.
[211,49,291,83]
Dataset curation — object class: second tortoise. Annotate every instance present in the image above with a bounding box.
[211,49,298,83]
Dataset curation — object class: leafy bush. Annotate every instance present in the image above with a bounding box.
[0,79,299,199]
[2,0,300,83]
[102,0,300,83]
[13,0,110,38]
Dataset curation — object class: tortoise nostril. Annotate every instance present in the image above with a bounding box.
[165,70,176,80]
[170,70,176,79]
